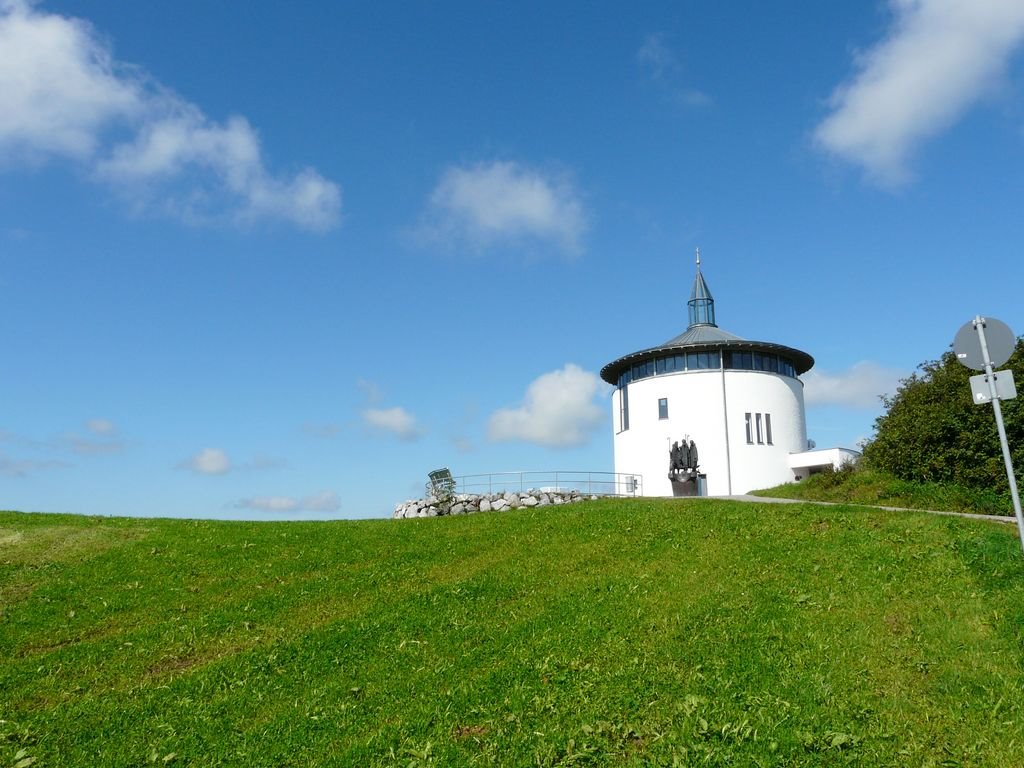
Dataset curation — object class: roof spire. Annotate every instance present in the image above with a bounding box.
[687,249,716,328]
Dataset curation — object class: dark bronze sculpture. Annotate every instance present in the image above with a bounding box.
[668,437,699,478]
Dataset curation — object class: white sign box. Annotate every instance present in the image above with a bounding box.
[970,370,1017,404]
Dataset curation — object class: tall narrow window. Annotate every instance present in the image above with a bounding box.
[765,413,773,445]
[620,386,630,432]
[658,398,668,420]
[756,413,764,444]
[744,413,753,444]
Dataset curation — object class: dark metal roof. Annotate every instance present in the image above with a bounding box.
[687,267,716,327]
[690,269,713,303]
[599,325,815,384]
[663,324,742,346]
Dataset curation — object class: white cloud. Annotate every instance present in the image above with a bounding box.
[357,378,384,404]
[815,0,1024,185]
[637,33,709,107]
[302,490,341,511]
[237,495,298,512]
[68,435,122,456]
[61,419,123,455]
[302,421,343,438]
[488,363,605,448]
[181,447,231,475]
[178,448,286,473]
[452,436,475,454]
[2,422,122,460]
[86,418,116,435]
[638,33,677,80]
[96,110,340,231]
[0,0,340,230]
[363,407,422,441]
[803,361,906,408]
[244,453,286,471]
[0,0,142,161]
[235,490,340,513]
[422,161,586,254]
[0,453,69,477]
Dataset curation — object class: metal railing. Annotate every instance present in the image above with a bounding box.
[452,471,643,498]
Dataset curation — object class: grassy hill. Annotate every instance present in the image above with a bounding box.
[754,466,1012,517]
[2,499,1023,766]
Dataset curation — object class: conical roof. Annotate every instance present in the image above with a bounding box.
[688,250,716,327]
[690,269,713,303]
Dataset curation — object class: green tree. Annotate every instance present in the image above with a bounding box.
[864,339,1024,497]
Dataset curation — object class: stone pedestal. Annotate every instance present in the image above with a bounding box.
[669,470,706,497]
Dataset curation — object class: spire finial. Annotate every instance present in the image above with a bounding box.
[695,247,701,270]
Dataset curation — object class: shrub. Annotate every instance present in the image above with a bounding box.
[863,339,1024,500]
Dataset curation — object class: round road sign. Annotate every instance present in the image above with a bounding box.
[953,317,1016,371]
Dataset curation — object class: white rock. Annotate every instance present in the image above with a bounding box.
[393,486,607,519]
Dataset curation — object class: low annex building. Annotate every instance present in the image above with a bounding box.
[600,252,852,497]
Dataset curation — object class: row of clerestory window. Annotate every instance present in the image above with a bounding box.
[616,350,797,387]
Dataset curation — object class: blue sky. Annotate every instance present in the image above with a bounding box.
[3,0,1024,519]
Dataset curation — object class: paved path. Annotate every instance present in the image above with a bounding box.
[720,494,1018,526]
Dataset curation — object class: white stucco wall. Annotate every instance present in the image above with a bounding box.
[612,367,807,496]
[788,447,860,479]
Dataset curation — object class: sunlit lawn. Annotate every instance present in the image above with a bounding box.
[2,498,1023,766]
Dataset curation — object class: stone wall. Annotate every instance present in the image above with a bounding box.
[393,489,595,519]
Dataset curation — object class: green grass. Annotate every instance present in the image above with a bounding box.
[2,499,1023,766]
[754,466,1012,517]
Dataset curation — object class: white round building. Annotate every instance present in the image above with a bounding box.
[600,253,815,497]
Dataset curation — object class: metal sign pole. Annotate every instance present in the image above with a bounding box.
[974,315,1024,552]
